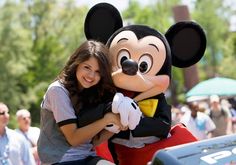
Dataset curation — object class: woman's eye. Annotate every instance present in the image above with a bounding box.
[138,54,153,74]
[84,66,90,70]
[117,50,130,68]
[95,70,100,76]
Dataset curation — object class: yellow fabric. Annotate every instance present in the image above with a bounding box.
[138,99,158,117]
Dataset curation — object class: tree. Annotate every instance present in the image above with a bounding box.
[0,0,87,126]
[20,0,88,124]
[0,2,32,108]
[192,0,233,78]
[218,32,236,78]
[123,0,181,32]
[0,1,33,128]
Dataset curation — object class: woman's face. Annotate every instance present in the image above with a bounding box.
[76,57,101,89]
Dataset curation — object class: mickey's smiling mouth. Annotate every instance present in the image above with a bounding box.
[117,88,138,98]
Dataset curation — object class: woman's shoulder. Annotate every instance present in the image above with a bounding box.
[48,80,63,88]
[47,80,68,93]
[44,80,70,100]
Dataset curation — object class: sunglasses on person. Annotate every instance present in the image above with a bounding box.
[0,111,8,115]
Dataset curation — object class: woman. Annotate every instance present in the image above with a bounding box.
[38,40,124,165]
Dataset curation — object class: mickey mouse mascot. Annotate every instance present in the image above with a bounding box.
[84,3,206,165]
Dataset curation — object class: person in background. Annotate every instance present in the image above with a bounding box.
[171,106,185,126]
[221,99,236,133]
[15,109,40,165]
[0,102,36,165]
[209,95,232,137]
[180,101,216,140]
[37,40,127,165]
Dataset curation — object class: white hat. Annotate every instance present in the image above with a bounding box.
[210,95,220,103]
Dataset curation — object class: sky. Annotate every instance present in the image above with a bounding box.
[76,0,149,11]
[75,0,197,11]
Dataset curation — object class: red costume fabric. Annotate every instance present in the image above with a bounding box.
[96,124,198,165]
[95,141,114,162]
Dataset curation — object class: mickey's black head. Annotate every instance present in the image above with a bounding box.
[106,25,172,77]
[84,2,206,72]
[84,2,206,100]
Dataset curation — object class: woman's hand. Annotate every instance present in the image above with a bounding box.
[92,113,129,146]
[104,112,128,131]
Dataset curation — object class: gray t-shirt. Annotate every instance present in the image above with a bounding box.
[38,81,96,164]
[210,107,231,137]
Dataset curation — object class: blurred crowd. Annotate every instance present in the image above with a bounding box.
[0,103,40,165]
[172,95,236,140]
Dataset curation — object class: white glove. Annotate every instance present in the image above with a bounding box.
[121,96,142,130]
[112,93,125,113]
[112,93,142,130]
[104,93,124,133]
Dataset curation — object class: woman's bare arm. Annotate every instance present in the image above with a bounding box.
[60,112,122,147]
[92,130,115,147]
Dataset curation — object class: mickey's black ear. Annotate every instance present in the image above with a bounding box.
[165,21,206,68]
[84,3,123,44]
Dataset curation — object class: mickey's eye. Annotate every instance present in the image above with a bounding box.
[138,54,153,74]
[117,50,130,68]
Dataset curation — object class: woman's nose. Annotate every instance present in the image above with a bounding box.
[87,71,96,78]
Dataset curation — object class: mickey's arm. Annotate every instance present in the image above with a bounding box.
[77,102,112,128]
[131,94,171,138]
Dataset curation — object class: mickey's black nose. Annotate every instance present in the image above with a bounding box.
[121,59,138,75]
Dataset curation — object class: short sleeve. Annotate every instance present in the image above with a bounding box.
[205,115,216,132]
[43,85,77,125]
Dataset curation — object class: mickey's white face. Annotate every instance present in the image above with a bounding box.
[110,30,166,76]
[109,30,169,101]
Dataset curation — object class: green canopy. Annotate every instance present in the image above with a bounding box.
[186,77,236,97]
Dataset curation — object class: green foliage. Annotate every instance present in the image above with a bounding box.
[0,1,87,125]
[192,0,233,77]
[123,0,180,33]
[0,0,235,126]
[0,1,32,112]
[218,32,236,78]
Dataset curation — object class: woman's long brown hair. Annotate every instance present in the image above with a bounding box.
[57,40,116,115]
